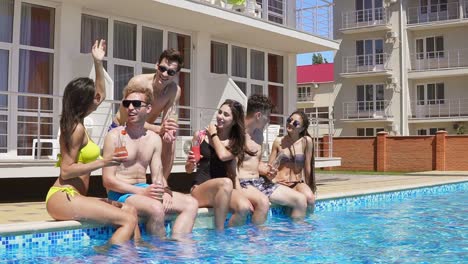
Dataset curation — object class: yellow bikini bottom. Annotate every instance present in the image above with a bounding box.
[45,186,79,203]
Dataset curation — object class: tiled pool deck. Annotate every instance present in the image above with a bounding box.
[1,172,467,235]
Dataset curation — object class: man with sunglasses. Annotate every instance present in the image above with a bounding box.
[110,49,183,179]
[103,85,198,238]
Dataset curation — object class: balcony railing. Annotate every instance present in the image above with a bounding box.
[296,0,333,38]
[407,2,462,24]
[341,7,389,30]
[410,49,468,71]
[410,98,468,119]
[342,100,393,120]
[193,0,287,25]
[342,53,391,74]
[297,92,314,102]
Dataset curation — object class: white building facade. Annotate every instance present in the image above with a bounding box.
[333,0,468,136]
[0,0,338,175]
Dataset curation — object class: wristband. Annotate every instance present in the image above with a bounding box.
[210,133,218,139]
[164,187,173,197]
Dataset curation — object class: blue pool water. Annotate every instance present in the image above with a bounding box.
[2,184,467,263]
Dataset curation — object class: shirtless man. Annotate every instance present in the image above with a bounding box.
[238,95,307,220]
[110,49,182,178]
[102,85,198,238]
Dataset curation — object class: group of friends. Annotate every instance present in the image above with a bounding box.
[45,40,317,246]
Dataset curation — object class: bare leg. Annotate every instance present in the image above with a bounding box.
[166,192,198,234]
[46,193,138,245]
[238,186,270,225]
[228,189,253,227]
[191,178,233,230]
[125,195,166,237]
[295,183,316,211]
[269,185,307,220]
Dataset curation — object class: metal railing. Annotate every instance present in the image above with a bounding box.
[296,0,333,38]
[341,7,389,30]
[410,49,468,71]
[342,53,391,74]
[305,109,334,158]
[342,100,393,120]
[407,2,461,24]
[410,98,468,119]
[297,92,314,102]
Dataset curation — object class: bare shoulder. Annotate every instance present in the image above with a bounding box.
[128,74,153,87]
[304,135,313,145]
[167,82,180,99]
[146,130,162,144]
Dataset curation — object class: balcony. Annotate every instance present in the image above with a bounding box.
[340,7,391,33]
[409,98,468,121]
[407,2,468,30]
[408,49,468,79]
[342,100,393,120]
[341,53,392,78]
[296,92,315,108]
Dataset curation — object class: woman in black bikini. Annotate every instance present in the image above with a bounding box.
[268,110,316,207]
[185,100,260,229]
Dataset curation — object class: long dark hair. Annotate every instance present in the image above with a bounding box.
[60,77,95,152]
[221,99,255,167]
[289,110,316,193]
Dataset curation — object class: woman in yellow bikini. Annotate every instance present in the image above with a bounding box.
[268,110,316,208]
[46,40,139,245]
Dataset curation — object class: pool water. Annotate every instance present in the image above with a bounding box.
[2,186,467,263]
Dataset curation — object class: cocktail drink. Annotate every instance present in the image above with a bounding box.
[192,140,201,162]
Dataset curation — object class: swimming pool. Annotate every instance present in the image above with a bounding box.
[1,182,467,263]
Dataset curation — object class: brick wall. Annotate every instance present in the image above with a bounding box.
[322,131,467,172]
[446,136,468,170]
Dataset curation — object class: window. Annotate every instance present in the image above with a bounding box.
[232,46,247,78]
[357,127,384,136]
[297,86,313,101]
[251,49,265,80]
[113,21,136,61]
[0,0,14,43]
[416,83,444,105]
[168,32,191,69]
[80,14,108,53]
[356,0,383,22]
[305,107,329,119]
[356,39,384,66]
[268,53,283,84]
[357,84,384,111]
[267,0,285,24]
[142,27,163,64]
[416,36,444,60]
[417,128,445,135]
[211,41,228,74]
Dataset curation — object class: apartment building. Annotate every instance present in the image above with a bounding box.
[297,63,335,137]
[333,0,468,136]
[0,0,338,177]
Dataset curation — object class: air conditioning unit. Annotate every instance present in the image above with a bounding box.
[175,136,193,159]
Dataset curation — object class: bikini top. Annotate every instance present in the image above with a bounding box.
[55,130,101,167]
[278,137,306,166]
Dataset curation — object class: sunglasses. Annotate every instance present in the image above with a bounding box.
[158,65,177,76]
[287,117,301,128]
[122,100,148,108]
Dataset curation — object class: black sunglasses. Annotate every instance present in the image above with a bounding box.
[122,100,148,108]
[287,117,301,128]
[158,65,177,76]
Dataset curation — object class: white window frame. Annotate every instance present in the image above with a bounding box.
[209,38,286,103]
[415,36,444,60]
[415,82,445,105]
[355,0,384,22]
[0,0,59,158]
[417,127,445,135]
[357,127,385,136]
[356,38,384,66]
[356,83,385,111]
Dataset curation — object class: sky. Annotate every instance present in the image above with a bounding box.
[297,51,334,66]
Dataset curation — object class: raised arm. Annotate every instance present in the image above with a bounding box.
[150,133,164,184]
[59,124,123,180]
[91,39,106,106]
[206,124,235,161]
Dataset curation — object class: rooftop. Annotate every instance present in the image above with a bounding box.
[297,63,334,84]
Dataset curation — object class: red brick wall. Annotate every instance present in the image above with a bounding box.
[446,136,468,170]
[330,137,376,170]
[386,136,434,172]
[322,133,468,172]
